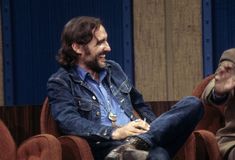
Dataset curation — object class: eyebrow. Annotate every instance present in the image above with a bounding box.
[93,31,108,45]
[96,38,106,44]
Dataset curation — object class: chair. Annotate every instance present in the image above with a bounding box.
[40,97,94,160]
[192,74,225,133]
[189,74,223,160]
[0,119,62,160]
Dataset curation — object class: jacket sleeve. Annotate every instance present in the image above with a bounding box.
[47,77,114,141]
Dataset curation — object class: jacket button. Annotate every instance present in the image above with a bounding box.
[92,96,96,100]
[96,112,100,116]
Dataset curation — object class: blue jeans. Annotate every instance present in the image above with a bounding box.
[91,96,204,160]
[139,96,204,159]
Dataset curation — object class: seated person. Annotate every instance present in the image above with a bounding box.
[47,16,204,160]
[202,48,235,160]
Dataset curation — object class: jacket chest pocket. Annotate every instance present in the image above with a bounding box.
[74,97,99,120]
[115,82,132,105]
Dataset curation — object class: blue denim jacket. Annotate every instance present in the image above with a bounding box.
[47,60,157,141]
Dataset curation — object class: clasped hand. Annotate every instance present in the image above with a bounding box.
[112,119,150,140]
[214,61,235,95]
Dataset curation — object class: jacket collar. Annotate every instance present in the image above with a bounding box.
[66,62,112,83]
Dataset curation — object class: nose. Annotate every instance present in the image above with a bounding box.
[104,41,111,52]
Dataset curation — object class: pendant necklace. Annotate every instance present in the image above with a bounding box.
[106,97,118,127]
[108,112,117,127]
[101,81,118,127]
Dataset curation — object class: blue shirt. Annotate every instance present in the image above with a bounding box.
[77,67,130,127]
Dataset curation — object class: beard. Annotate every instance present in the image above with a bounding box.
[83,48,107,73]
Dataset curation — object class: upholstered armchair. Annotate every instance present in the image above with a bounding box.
[190,74,223,160]
[40,97,94,160]
[192,74,225,133]
[0,119,62,160]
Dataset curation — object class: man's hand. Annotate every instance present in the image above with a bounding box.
[214,61,235,95]
[111,119,150,140]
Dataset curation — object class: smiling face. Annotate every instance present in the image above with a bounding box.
[75,25,111,73]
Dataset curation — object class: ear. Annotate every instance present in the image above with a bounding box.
[71,43,83,55]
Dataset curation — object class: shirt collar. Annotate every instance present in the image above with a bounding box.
[76,66,107,82]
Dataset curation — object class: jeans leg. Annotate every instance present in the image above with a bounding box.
[137,96,204,157]
[147,146,171,160]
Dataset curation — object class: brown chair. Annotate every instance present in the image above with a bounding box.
[192,74,225,133]
[0,119,62,160]
[40,97,94,160]
[188,74,223,160]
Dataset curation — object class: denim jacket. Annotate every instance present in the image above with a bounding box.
[47,60,157,141]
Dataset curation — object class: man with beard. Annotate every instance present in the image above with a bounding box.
[47,16,204,160]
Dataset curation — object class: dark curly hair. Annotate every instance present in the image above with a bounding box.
[57,16,102,68]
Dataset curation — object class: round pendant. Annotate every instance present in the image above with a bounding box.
[108,112,117,122]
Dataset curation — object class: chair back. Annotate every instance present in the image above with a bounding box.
[192,74,215,98]
[192,74,225,134]
[17,134,62,160]
[40,97,61,137]
[0,119,16,160]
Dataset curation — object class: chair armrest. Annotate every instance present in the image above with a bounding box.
[58,135,94,160]
[176,130,222,160]
[193,130,222,160]
[17,134,62,160]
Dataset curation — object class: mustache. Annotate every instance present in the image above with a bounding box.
[98,51,108,56]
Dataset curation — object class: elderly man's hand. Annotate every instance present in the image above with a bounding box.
[214,61,235,95]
